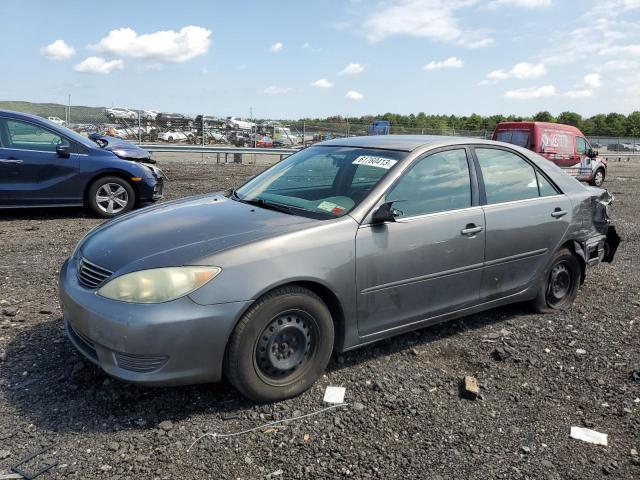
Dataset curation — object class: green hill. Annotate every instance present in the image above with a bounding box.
[0,100,109,123]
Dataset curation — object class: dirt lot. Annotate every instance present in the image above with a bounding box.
[0,161,638,479]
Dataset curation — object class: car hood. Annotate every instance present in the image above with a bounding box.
[89,134,153,162]
[78,194,317,273]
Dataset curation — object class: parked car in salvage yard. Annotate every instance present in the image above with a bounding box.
[59,135,619,402]
[0,109,164,217]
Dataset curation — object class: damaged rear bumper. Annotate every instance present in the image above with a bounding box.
[575,187,621,267]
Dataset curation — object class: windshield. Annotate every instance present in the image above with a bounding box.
[234,145,406,219]
[495,130,531,148]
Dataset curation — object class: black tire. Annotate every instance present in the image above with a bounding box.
[530,248,581,313]
[590,168,605,187]
[224,286,334,402]
[87,176,135,218]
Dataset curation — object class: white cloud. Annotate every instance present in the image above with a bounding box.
[91,26,211,63]
[40,40,76,60]
[338,63,364,75]
[584,73,601,88]
[504,85,556,99]
[423,57,464,70]
[345,90,364,100]
[270,42,283,53]
[585,0,640,17]
[600,59,640,70]
[489,0,552,7]
[301,42,310,49]
[466,38,495,49]
[262,85,293,95]
[311,78,334,88]
[484,62,547,83]
[564,89,593,98]
[362,0,494,49]
[74,57,124,74]
[599,43,640,56]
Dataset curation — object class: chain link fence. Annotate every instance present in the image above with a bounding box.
[17,104,640,154]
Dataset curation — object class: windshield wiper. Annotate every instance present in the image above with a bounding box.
[238,197,296,215]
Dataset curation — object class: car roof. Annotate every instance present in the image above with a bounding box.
[316,134,494,151]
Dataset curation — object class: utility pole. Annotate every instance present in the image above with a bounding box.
[66,94,71,124]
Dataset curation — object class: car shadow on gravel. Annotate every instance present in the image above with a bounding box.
[1,305,524,433]
[0,207,92,221]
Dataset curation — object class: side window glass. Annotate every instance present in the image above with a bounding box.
[476,148,539,204]
[387,149,471,217]
[537,171,559,197]
[6,120,62,152]
[576,137,588,155]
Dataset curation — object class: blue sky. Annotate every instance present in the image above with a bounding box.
[1,0,639,119]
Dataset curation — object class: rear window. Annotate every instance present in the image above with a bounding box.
[495,130,530,148]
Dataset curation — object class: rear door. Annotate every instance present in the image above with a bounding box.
[473,146,572,300]
[355,147,484,336]
[0,117,81,205]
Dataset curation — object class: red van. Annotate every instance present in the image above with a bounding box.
[492,121,607,186]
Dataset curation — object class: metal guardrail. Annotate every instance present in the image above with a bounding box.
[138,144,299,155]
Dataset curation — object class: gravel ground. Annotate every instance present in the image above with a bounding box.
[0,161,638,479]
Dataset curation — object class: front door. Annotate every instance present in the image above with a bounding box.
[0,118,80,205]
[473,146,572,300]
[355,148,485,336]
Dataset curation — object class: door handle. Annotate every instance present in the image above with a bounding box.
[461,224,483,236]
[551,208,567,218]
[0,158,23,164]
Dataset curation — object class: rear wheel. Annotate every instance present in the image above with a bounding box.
[590,168,605,187]
[224,286,334,402]
[530,248,581,313]
[87,176,135,218]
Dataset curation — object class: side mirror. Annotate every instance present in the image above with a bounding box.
[371,201,402,224]
[587,149,598,158]
[56,141,71,158]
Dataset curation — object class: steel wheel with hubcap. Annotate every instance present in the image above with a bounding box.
[225,286,334,402]
[87,176,135,218]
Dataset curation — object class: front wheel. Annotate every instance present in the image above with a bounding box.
[224,286,334,402]
[87,176,135,218]
[530,248,581,313]
[590,168,605,187]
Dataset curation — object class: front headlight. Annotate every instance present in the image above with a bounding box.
[97,266,221,304]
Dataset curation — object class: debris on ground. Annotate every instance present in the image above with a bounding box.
[570,426,608,446]
[158,420,174,431]
[323,386,346,404]
[461,376,480,400]
[10,446,58,480]
[0,473,24,480]
[187,400,349,451]
[492,347,513,361]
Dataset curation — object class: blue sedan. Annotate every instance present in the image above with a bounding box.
[0,110,163,217]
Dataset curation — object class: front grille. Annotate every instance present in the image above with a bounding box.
[114,352,168,373]
[78,257,113,289]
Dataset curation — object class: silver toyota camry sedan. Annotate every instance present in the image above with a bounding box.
[59,136,619,402]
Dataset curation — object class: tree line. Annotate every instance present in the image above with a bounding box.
[299,111,640,137]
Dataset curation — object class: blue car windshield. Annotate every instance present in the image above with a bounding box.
[234,145,406,219]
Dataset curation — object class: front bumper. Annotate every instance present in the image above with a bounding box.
[59,258,251,386]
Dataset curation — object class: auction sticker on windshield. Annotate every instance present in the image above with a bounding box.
[352,156,398,169]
